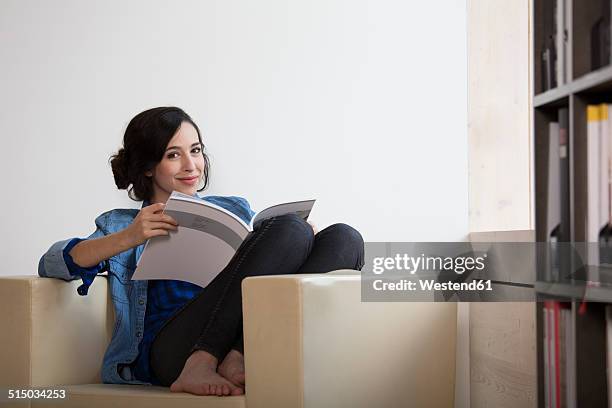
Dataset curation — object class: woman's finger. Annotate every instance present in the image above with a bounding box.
[147,229,171,238]
[145,221,179,231]
[145,203,166,214]
[151,213,179,225]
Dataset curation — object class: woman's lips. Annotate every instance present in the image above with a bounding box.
[178,176,198,185]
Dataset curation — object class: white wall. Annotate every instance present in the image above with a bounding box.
[0,0,468,276]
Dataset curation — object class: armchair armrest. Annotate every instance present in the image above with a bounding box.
[0,276,113,387]
[242,271,457,408]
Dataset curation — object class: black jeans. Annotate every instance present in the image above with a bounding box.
[149,214,365,386]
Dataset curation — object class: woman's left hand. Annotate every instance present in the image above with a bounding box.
[307,220,317,234]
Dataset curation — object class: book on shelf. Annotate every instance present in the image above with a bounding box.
[605,104,612,266]
[131,191,316,288]
[554,0,564,86]
[587,105,600,267]
[545,302,554,408]
[543,301,573,408]
[586,105,612,268]
[559,108,570,244]
[542,46,556,91]
[559,108,571,280]
[542,0,557,91]
[544,108,570,281]
[601,105,611,238]
[547,120,561,280]
[564,0,572,82]
[542,0,572,90]
[564,305,574,408]
[555,0,572,85]
[591,0,612,71]
[591,17,610,71]
[606,305,612,408]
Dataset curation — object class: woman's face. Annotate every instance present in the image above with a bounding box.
[146,122,205,203]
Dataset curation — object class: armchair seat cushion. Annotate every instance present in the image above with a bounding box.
[27,384,245,408]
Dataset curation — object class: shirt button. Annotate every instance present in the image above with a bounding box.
[137,331,142,338]
[138,299,145,305]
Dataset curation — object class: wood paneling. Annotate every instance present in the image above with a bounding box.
[467,0,533,232]
[470,302,537,408]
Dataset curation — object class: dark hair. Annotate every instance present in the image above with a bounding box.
[110,107,210,201]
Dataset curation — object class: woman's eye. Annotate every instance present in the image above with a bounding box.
[192,147,202,154]
[167,152,179,159]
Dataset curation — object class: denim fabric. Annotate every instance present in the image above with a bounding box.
[62,238,108,296]
[133,279,204,385]
[38,194,255,385]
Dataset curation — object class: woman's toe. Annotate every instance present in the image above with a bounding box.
[200,383,210,395]
[235,372,245,385]
[170,381,181,392]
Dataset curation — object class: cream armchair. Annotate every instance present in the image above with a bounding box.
[0,272,457,408]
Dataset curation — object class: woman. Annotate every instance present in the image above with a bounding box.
[38,107,364,397]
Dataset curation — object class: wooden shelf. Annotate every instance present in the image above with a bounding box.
[573,64,612,94]
[534,85,571,108]
[534,65,612,107]
[535,281,612,302]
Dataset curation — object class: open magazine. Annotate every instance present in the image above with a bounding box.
[132,191,316,288]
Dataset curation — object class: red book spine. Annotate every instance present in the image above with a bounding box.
[554,302,561,408]
[546,301,553,407]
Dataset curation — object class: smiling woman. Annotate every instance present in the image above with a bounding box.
[109,107,211,204]
[143,125,206,203]
[37,106,365,397]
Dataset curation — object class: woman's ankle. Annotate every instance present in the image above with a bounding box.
[189,349,219,367]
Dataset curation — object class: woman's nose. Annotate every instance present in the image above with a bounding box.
[182,154,196,170]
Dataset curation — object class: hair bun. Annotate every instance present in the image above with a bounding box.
[110,148,130,189]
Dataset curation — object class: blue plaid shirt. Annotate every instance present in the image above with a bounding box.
[61,195,255,385]
[133,279,203,384]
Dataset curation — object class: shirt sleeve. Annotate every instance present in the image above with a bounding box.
[202,195,256,224]
[62,238,108,296]
[228,196,256,224]
[38,222,108,296]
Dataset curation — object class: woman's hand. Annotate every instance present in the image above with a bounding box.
[307,220,317,234]
[122,203,179,247]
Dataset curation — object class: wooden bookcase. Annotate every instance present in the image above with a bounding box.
[533,0,612,406]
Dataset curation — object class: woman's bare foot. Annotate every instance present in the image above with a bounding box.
[217,349,246,388]
[170,350,244,396]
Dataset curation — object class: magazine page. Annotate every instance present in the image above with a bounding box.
[131,192,251,288]
[167,192,251,240]
[251,199,316,230]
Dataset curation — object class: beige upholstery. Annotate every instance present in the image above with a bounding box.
[0,273,457,408]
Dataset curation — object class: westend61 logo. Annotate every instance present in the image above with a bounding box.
[371,253,487,275]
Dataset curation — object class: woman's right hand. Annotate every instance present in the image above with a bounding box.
[122,203,179,247]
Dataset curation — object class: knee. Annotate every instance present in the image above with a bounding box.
[322,223,365,269]
[260,213,314,252]
[324,223,364,247]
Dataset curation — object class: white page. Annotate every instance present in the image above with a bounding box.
[251,199,316,229]
[132,192,251,288]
